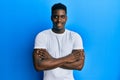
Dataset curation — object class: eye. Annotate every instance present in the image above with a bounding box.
[61,15,66,19]
[53,15,58,19]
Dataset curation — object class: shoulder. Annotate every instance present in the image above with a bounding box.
[36,29,51,37]
[66,29,82,39]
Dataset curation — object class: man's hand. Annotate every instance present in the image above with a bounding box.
[34,49,53,60]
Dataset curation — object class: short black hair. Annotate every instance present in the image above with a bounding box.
[51,3,67,14]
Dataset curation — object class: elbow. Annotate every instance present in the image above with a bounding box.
[76,61,85,70]
[34,63,51,71]
[77,56,85,70]
[76,64,84,70]
[34,66,41,71]
[34,64,44,71]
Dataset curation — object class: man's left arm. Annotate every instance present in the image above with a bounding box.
[60,49,85,70]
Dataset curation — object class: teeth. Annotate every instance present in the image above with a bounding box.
[58,24,62,26]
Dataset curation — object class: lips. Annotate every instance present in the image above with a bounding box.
[57,23,62,26]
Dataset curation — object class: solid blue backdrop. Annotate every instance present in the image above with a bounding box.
[0,0,120,80]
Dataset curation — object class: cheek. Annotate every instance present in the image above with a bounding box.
[63,20,67,23]
[51,17,56,22]
[52,20,57,24]
[63,18,67,22]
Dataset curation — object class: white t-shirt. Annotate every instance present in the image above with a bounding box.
[34,29,83,80]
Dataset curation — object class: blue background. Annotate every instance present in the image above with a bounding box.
[0,0,120,80]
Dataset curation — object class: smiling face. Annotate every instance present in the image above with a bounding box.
[51,9,67,32]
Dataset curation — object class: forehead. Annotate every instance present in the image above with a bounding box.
[52,9,66,15]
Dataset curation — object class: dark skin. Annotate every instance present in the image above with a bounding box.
[51,9,67,33]
[33,9,85,71]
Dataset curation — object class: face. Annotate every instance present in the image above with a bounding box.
[51,9,67,30]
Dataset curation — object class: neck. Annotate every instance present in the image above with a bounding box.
[52,28,65,34]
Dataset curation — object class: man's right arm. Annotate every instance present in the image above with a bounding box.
[33,49,78,71]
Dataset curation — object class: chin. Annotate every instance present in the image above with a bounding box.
[57,27,64,30]
[55,26,64,30]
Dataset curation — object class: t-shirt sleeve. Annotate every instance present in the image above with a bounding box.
[34,32,47,49]
[73,33,83,49]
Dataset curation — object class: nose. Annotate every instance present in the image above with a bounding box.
[57,17,62,22]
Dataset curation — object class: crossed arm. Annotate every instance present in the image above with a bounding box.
[33,49,85,71]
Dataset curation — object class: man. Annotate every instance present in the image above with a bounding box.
[33,3,85,80]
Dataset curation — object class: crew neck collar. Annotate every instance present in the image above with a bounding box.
[50,29,66,36]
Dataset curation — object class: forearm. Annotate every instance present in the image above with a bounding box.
[34,57,68,71]
[33,49,82,71]
[60,59,84,70]
[60,49,85,70]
